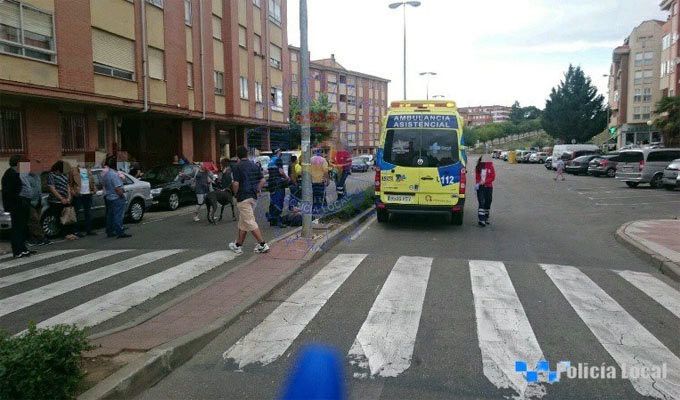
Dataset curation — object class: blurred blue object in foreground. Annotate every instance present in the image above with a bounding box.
[281,344,345,400]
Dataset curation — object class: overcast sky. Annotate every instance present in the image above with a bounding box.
[287,0,667,108]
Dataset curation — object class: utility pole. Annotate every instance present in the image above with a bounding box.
[389,2,421,100]
[300,0,312,238]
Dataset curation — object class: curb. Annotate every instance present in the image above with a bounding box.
[615,221,680,282]
[78,206,376,400]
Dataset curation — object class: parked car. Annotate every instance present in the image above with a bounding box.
[144,164,199,210]
[515,150,531,163]
[616,148,680,188]
[551,144,600,169]
[357,154,375,167]
[662,159,680,190]
[544,156,553,169]
[588,154,620,177]
[565,155,601,175]
[351,157,370,173]
[501,151,509,161]
[529,152,549,164]
[492,150,503,159]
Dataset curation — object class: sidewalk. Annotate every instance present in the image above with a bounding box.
[79,208,375,400]
[616,219,680,281]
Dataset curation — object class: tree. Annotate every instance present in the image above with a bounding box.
[542,65,607,143]
[462,125,478,147]
[522,106,542,120]
[510,101,524,124]
[653,96,680,146]
[289,94,336,147]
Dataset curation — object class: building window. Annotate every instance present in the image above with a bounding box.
[240,76,249,99]
[339,75,346,84]
[0,0,56,62]
[270,87,283,111]
[253,0,261,7]
[238,25,247,48]
[0,108,24,153]
[184,0,192,25]
[339,94,347,103]
[291,73,298,84]
[187,62,193,87]
[643,69,653,84]
[641,106,651,120]
[290,52,298,62]
[347,95,356,105]
[255,81,263,103]
[268,0,281,24]
[634,88,642,102]
[644,52,654,66]
[145,0,163,8]
[633,107,641,120]
[148,47,165,80]
[97,118,107,151]
[663,34,671,50]
[92,29,135,80]
[212,15,222,40]
[253,34,262,55]
[214,71,224,95]
[643,87,652,102]
[634,71,643,85]
[61,114,87,152]
[269,44,282,69]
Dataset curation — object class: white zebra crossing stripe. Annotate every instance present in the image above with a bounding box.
[348,256,432,378]
[469,260,547,399]
[224,253,367,368]
[542,264,680,400]
[0,250,82,271]
[615,270,680,319]
[0,250,183,318]
[36,251,237,329]
[0,250,130,289]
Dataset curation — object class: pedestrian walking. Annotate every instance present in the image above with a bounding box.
[332,142,352,200]
[475,155,496,227]
[47,161,78,240]
[216,158,233,191]
[267,148,289,228]
[101,158,131,239]
[193,163,213,222]
[288,155,302,210]
[69,162,96,237]
[25,163,50,246]
[2,155,31,257]
[229,146,269,255]
[554,158,566,181]
[311,150,330,216]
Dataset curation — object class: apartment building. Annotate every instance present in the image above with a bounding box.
[607,20,664,148]
[459,105,511,127]
[0,0,289,172]
[660,0,680,97]
[287,47,389,155]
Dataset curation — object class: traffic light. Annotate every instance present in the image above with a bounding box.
[608,126,617,137]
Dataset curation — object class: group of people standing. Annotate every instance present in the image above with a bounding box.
[1,155,132,259]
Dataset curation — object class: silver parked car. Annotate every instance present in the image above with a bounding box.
[616,148,680,188]
[662,158,680,190]
[0,169,152,238]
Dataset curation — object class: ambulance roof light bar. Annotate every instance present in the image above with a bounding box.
[390,100,457,109]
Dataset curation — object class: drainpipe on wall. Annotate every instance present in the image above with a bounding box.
[141,0,149,113]
[199,0,206,120]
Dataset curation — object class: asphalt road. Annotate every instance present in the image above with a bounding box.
[139,159,680,400]
[0,172,374,336]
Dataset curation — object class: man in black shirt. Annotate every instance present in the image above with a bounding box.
[228,146,269,254]
[2,155,30,258]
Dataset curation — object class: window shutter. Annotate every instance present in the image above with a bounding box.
[0,1,20,29]
[22,7,53,37]
[92,29,135,72]
[148,47,165,80]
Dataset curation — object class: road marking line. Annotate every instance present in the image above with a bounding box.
[596,200,680,206]
[615,270,680,319]
[589,194,677,200]
[542,264,680,400]
[224,253,367,368]
[349,216,376,241]
[0,250,183,318]
[36,251,236,329]
[0,250,82,272]
[470,260,547,399]
[348,256,432,378]
[0,250,130,289]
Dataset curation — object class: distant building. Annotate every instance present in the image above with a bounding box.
[660,0,680,97]
[607,20,664,148]
[459,105,511,127]
[287,48,389,155]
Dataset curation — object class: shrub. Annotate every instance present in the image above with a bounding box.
[0,323,94,400]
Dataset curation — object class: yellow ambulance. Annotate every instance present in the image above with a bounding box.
[374,100,467,224]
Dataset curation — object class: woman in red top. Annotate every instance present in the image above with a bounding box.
[475,155,496,227]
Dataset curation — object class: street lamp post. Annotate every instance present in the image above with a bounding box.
[389,1,421,100]
[419,71,436,100]
[300,0,312,237]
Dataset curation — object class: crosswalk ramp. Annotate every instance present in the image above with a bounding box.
[222,254,680,400]
[0,249,238,336]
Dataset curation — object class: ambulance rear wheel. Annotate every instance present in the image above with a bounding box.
[451,211,464,226]
[376,208,389,223]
